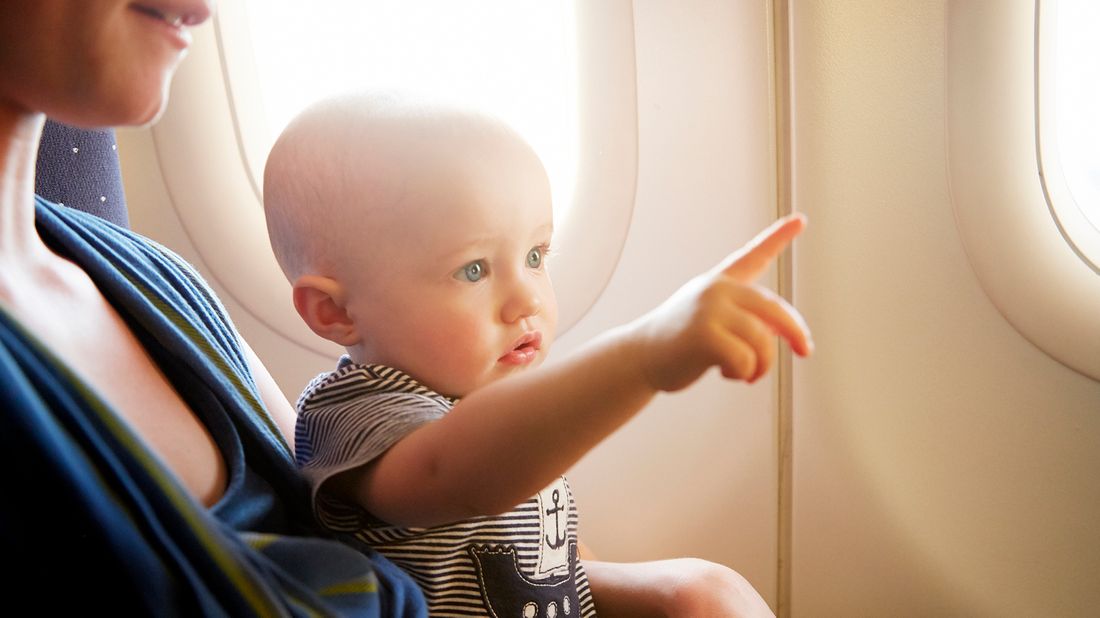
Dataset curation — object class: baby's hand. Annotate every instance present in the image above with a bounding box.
[629,214,812,392]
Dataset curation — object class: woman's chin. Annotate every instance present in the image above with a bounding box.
[41,77,171,130]
[98,83,172,128]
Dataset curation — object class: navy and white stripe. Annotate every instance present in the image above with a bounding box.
[296,360,597,617]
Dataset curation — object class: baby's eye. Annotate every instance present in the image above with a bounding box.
[526,246,544,269]
[455,260,487,282]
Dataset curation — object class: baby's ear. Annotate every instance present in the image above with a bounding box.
[292,275,360,346]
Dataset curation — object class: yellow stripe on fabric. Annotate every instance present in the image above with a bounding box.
[287,596,327,618]
[141,247,292,457]
[321,580,380,596]
[243,531,381,596]
[244,532,279,551]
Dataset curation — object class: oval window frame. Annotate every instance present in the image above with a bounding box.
[1035,0,1100,273]
[946,0,1100,381]
[151,0,640,356]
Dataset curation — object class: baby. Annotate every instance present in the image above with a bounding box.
[263,92,811,617]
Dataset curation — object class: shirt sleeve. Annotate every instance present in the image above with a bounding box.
[296,390,449,529]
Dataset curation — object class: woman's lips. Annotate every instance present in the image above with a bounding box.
[130,1,213,49]
[131,1,213,27]
[498,332,543,366]
[130,3,197,49]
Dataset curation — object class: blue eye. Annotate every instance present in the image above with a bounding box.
[526,247,543,269]
[456,260,486,282]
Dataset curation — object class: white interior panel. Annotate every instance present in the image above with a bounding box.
[559,0,781,604]
[946,0,1100,381]
[790,2,1100,615]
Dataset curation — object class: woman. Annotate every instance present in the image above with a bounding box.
[0,1,424,615]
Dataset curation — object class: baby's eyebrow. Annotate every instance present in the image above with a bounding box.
[437,238,495,263]
[533,223,554,240]
[435,223,554,264]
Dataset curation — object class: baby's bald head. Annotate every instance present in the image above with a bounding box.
[261,92,556,385]
[263,92,532,285]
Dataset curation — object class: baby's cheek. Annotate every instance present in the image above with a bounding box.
[438,327,493,384]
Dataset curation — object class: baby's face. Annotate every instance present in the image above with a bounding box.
[343,130,558,398]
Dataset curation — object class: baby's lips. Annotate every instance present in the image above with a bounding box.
[499,331,542,362]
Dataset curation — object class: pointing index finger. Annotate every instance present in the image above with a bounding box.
[719,213,806,283]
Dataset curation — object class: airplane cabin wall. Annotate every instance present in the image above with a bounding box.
[113,1,1100,615]
[556,0,781,602]
[789,2,1100,615]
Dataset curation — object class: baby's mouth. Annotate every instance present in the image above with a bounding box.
[498,332,543,365]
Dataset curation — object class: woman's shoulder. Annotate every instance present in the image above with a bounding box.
[34,195,251,377]
[37,196,227,313]
[36,196,195,277]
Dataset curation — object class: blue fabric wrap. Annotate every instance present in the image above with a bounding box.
[0,197,426,617]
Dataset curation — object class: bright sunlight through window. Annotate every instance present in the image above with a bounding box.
[242,0,578,227]
[1052,0,1100,233]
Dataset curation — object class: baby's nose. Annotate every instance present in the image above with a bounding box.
[501,281,542,324]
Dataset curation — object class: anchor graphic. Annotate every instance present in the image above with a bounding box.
[545,489,567,549]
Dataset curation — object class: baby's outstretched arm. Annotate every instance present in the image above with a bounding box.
[329,214,812,528]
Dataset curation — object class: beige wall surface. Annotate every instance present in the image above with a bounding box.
[555,0,782,603]
[789,2,1100,616]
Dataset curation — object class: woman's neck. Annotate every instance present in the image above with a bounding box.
[0,102,47,262]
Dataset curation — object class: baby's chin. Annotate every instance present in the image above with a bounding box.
[451,359,546,398]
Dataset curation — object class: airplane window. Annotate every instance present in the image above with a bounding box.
[141,1,638,356]
[946,0,1100,381]
[242,0,578,228]
[1039,0,1100,270]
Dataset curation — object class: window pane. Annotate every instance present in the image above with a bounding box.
[242,1,578,224]
[1054,0,1100,233]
